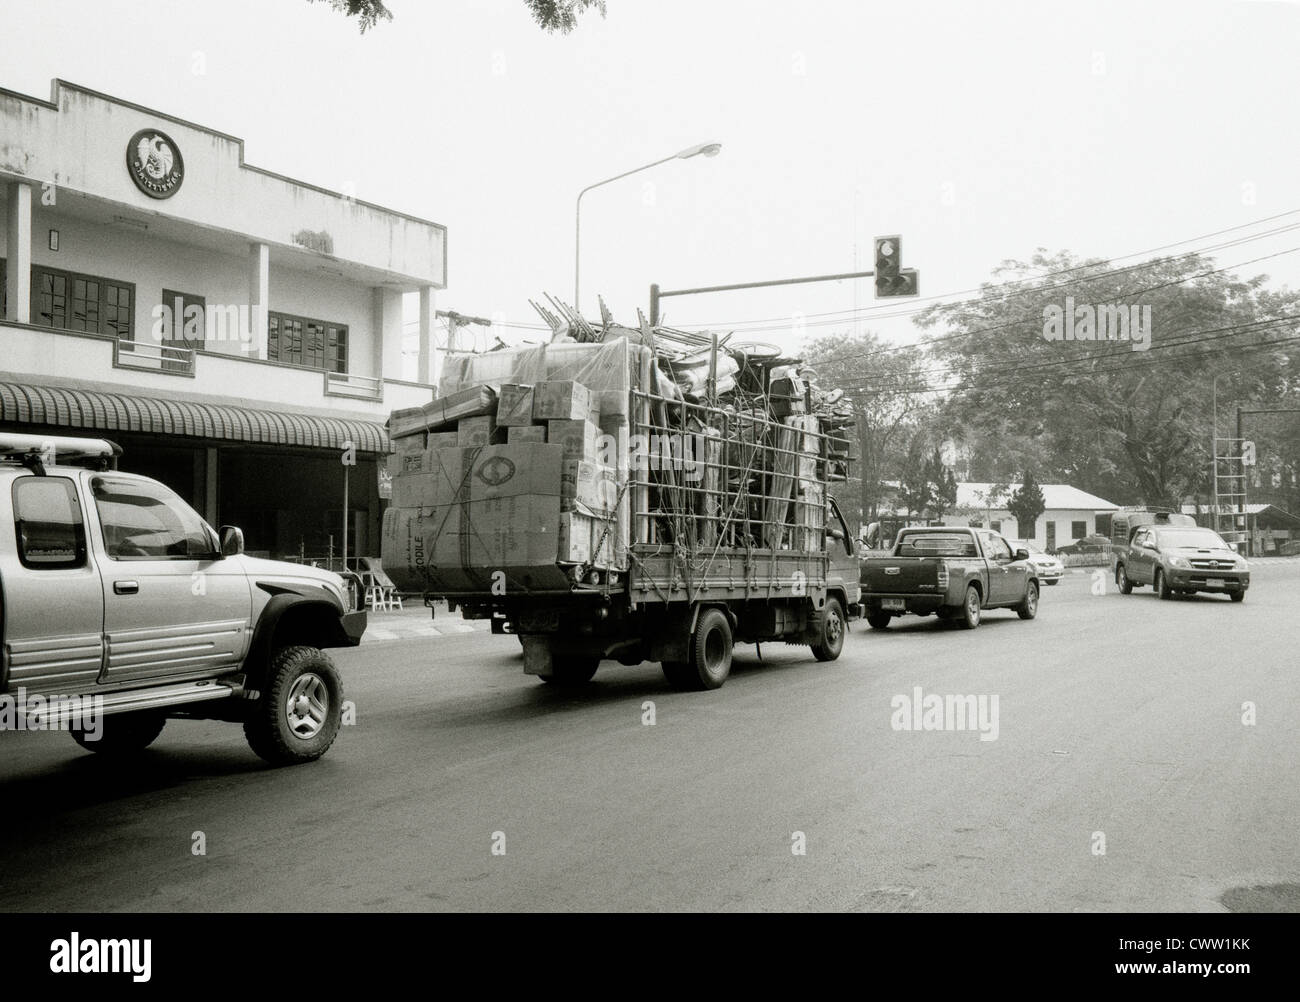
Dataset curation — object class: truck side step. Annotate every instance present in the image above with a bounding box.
[15,678,243,727]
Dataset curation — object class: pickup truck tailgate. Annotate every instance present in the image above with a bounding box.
[861,558,943,594]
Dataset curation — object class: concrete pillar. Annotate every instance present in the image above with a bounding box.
[5,182,32,323]
[417,285,438,389]
[372,286,403,382]
[204,447,219,526]
[248,242,269,357]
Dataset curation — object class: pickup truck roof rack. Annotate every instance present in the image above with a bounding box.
[0,434,121,475]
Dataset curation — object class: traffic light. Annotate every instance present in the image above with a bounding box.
[875,235,919,297]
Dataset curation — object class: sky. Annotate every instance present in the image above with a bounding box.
[4,0,1300,361]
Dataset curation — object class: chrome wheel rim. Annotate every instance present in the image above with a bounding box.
[285,672,329,740]
[1027,585,1038,615]
[966,589,980,622]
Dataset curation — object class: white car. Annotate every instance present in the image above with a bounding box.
[1008,539,1063,585]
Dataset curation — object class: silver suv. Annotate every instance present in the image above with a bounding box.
[0,435,365,765]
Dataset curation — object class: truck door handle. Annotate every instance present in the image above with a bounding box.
[113,580,139,595]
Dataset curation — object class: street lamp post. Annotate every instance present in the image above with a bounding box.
[574,142,721,312]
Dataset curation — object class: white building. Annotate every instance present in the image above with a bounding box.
[939,482,1119,549]
[1,79,447,559]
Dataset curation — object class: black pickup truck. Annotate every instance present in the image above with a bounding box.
[860,526,1040,629]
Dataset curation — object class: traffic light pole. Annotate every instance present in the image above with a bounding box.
[649,269,876,326]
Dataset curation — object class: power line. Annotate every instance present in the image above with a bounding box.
[669,208,1300,332]
[797,245,1300,371]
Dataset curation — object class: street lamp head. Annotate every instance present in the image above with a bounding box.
[676,142,723,159]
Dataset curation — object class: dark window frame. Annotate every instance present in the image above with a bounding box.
[31,263,134,340]
[12,476,88,570]
[267,309,348,374]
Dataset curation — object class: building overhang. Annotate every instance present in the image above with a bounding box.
[0,378,391,454]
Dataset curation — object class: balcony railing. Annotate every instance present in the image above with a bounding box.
[324,370,383,401]
[113,338,196,377]
[0,320,434,416]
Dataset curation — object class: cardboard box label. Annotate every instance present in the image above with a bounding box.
[508,425,548,444]
[533,380,591,422]
[496,384,536,426]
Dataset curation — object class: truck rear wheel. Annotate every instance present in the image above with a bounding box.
[811,598,846,661]
[665,609,733,691]
[71,710,166,754]
[866,610,892,630]
[244,646,342,766]
[959,585,982,629]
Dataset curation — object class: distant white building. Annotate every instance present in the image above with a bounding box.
[875,481,1119,550]
[939,482,1118,549]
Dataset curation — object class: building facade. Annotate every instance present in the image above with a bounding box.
[1,79,446,561]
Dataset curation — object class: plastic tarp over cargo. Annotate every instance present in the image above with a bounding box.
[439,338,647,398]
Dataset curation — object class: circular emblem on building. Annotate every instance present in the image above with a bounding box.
[126,128,184,199]
[477,456,517,487]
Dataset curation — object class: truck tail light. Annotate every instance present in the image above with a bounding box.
[937,563,949,589]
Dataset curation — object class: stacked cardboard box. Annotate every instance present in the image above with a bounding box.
[383,373,632,586]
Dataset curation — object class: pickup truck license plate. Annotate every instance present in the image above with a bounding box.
[1206,578,1225,588]
[882,598,906,611]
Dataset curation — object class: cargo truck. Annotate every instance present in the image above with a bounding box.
[382,325,861,691]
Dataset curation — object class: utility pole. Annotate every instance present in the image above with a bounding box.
[436,310,492,353]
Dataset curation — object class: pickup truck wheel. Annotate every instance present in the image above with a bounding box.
[70,711,165,754]
[811,598,845,661]
[866,611,893,630]
[1154,569,1173,601]
[1230,590,1246,603]
[538,656,599,685]
[1016,581,1039,620]
[666,609,733,690]
[1116,564,1134,594]
[959,585,982,629]
[244,646,342,766]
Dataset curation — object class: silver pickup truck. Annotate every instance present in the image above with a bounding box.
[0,434,365,765]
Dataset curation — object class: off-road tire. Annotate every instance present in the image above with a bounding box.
[244,646,342,766]
[71,711,166,754]
[811,598,846,661]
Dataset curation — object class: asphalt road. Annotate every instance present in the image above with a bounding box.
[3,563,1297,912]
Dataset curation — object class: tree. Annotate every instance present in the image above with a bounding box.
[803,331,940,521]
[310,0,392,32]
[1007,471,1046,538]
[928,447,958,519]
[916,250,1300,507]
[527,0,607,32]
[310,0,607,33]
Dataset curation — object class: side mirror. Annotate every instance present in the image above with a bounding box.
[219,525,245,557]
[1014,548,1030,561]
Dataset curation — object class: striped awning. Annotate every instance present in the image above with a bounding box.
[0,381,390,453]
